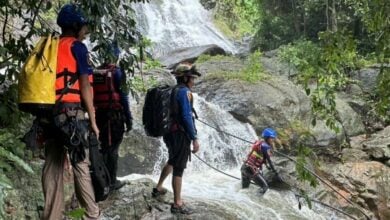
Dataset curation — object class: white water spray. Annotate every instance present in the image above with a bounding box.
[124,94,340,219]
[132,0,237,58]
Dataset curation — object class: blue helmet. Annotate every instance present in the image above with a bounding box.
[57,4,88,28]
[262,128,277,139]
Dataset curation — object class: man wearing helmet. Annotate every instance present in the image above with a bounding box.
[241,128,280,194]
[41,4,100,219]
[94,42,133,191]
[152,62,201,214]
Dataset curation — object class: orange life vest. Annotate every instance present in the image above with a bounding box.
[55,37,80,103]
[93,64,122,109]
[55,37,93,103]
[245,141,264,169]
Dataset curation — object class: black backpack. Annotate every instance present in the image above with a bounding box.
[142,85,179,137]
[88,134,111,202]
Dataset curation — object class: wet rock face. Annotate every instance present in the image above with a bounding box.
[100,178,240,220]
[158,44,226,68]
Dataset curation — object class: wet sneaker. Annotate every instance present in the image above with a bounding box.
[152,187,168,197]
[170,204,194,215]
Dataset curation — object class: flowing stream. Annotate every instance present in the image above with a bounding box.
[124,95,340,219]
[127,1,341,218]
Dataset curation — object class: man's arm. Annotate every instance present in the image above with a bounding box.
[79,74,99,138]
[114,68,132,131]
[72,41,99,137]
[263,149,276,172]
[177,88,199,153]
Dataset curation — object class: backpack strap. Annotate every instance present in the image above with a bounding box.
[54,71,79,111]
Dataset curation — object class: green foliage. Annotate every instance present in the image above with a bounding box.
[0,0,147,216]
[296,146,319,188]
[375,68,390,119]
[213,0,260,39]
[195,54,233,64]
[205,51,266,83]
[279,32,358,131]
[128,75,157,94]
[143,59,162,71]
[240,51,265,82]
[65,208,86,220]
[0,127,34,217]
[254,0,389,123]
[350,0,390,120]
[0,84,22,127]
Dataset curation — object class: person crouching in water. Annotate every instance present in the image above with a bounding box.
[241,128,280,194]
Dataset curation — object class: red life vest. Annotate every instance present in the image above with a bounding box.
[93,64,122,109]
[56,37,80,103]
[245,141,264,169]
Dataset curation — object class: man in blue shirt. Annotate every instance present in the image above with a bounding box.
[93,45,133,191]
[41,4,100,219]
[152,63,200,215]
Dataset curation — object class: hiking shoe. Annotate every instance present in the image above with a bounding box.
[152,187,168,197]
[110,180,126,191]
[171,204,194,215]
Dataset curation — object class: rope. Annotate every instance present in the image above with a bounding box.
[195,117,371,219]
[192,153,357,220]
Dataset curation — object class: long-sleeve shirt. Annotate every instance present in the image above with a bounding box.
[176,86,197,140]
[113,67,132,122]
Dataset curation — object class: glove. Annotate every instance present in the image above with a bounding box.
[125,118,133,132]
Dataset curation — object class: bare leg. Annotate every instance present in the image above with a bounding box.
[156,163,173,191]
[172,176,183,206]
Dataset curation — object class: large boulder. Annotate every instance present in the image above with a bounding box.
[196,76,312,133]
[363,126,390,165]
[335,97,365,137]
[117,69,175,176]
[318,161,390,220]
[194,57,367,147]
[195,73,346,147]
[345,126,390,165]
[351,67,380,94]
[158,44,226,68]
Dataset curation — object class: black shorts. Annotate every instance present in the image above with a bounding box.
[163,130,191,170]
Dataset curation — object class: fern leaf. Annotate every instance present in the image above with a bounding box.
[0,148,34,174]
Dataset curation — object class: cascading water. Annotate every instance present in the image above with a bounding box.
[127,1,342,218]
[132,0,237,58]
[124,95,340,219]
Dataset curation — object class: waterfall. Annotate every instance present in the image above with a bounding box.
[144,95,337,219]
[126,1,341,218]
[132,0,237,58]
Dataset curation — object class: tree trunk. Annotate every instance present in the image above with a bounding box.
[331,0,337,31]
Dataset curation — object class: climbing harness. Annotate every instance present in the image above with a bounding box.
[195,117,371,220]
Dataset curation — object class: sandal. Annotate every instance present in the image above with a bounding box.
[170,203,194,215]
[152,187,167,197]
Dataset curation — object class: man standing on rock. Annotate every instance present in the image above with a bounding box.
[93,43,133,191]
[152,62,201,215]
[41,4,100,219]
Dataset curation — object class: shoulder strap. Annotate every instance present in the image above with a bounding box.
[55,71,79,106]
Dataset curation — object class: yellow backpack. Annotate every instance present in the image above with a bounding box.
[18,34,59,116]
